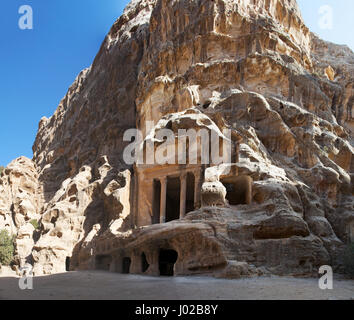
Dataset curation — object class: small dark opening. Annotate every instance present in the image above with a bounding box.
[165,120,173,130]
[122,257,131,274]
[141,253,149,273]
[130,25,139,33]
[96,255,112,271]
[159,249,178,276]
[166,177,180,222]
[65,257,71,271]
[152,179,161,224]
[299,260,306,267]
[203,101,211,109]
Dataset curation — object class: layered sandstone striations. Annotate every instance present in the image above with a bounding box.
[0,0,353,277]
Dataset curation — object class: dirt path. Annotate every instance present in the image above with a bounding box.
[0,271,353,300]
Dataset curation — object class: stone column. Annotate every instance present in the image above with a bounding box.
[194,170,202,209]
[160,177,167,224]
[148,250,160,276]
[130,251,140,274]
[180,173,187,218]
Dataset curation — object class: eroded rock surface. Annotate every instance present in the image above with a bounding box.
[0,0,353,277]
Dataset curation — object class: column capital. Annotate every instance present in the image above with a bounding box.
[193,170,201,179]
[180,172,187,181]
[160,176,167,184]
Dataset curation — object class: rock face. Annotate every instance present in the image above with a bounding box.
[0,0,353,277]
[0,157,42,268]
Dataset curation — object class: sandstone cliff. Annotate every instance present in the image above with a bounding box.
[0,0,353,277]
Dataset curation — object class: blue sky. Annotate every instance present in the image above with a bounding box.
[297,0,354,51]
[0,0,353,167]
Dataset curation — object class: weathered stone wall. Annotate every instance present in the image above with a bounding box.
[0,0,353,277]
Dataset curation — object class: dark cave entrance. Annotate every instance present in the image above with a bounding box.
[221,175,253,206]
[159,249,178,276]
[166,177,180,222]
[65,257,71,272]
[122,257,131,274]
[222,180,247,205]
[141,252,149,273]
[152,179,161,224]
[223,182,240,205]
[95,255,112,271]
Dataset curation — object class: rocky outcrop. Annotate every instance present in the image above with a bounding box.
[311,34,354,134]
[0,0,353,277]
[31,158,132,275]
[0,157,42,269]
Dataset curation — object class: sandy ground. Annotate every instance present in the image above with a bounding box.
[0,271,353,300]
